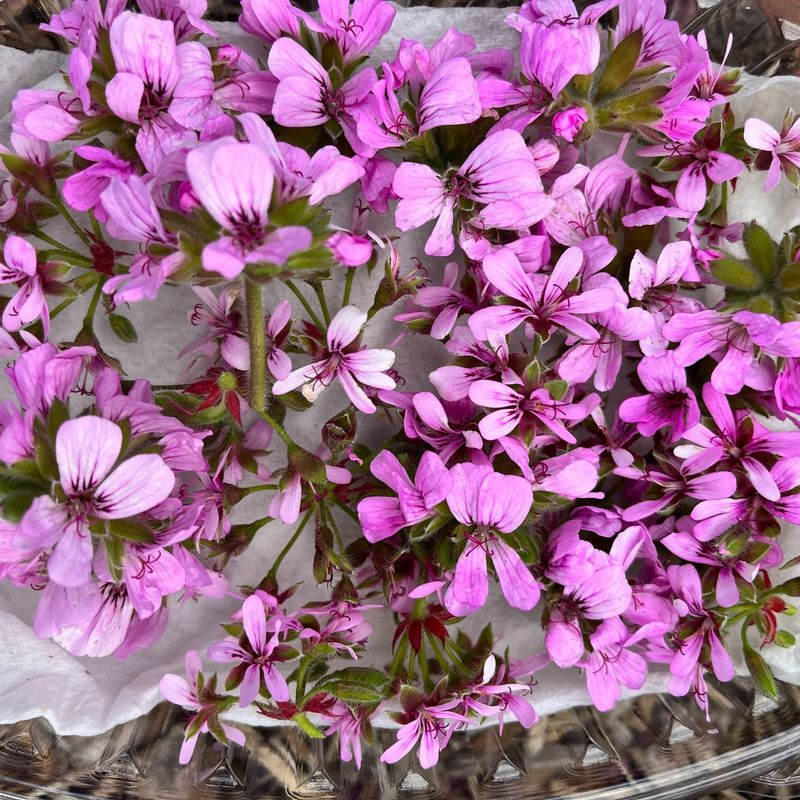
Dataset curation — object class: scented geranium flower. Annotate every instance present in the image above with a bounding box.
[358,57,482,150]
[744,113,800,190]
[661,518,780,607]
[62,146,134,220]
[11,89,83,143]
[663,309,800,395]
[679,384,800,503]
[470,248,616,343]
[443,463,540,616]
[267,38,377,156]
[106,12,196,171]
[581,618,667,711]
[13,417,175,587]
[160,651,246,764]
[311,0,396,63]
[0,236,49,335]
[208,594,290,706]
[357,450,452,542]
[273,306,395,414]
[613,0,686,68]
[392,130,546,257]
[406,261,477,340]
[667,564,734,685]
[691,458,800,540]
[553,107,588,142]
[185,138,312,278]
[461,655,538,729]
[618,353,700,443]
[557,274,654,391]
[381,697,467,769]
[469,379,598,444]
[239,0,300,43]
[324,703,370,768]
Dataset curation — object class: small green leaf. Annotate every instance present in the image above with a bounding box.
[772,577,800,597]
[710,257,763,290]
[603,85,669,116]
[288,445,328,484]
[596,29,643,98]
[775,630,796,648]
[544,379,568,401]
[109,313,138,343]
[107,518,154,543]
[779,263,800,292]
[744,642,778,699]
[743,223,777,276]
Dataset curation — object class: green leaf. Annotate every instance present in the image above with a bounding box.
[106,535,124,583]
[1,153,54,196]
[710,257,763,290]
[108,313,138,343]
[744,642,778,699]
[772,577,800,596]
[34,440,59,481]
[779,263,800,292]
[603,85,668,116]
[743,223,777,277]
[288,445,328,484]
[596,29,643,98]
[544,379,568,401]
[107,518,154,543]
[775,630,796,648]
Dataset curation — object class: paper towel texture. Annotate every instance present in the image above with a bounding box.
[0,8,799,736]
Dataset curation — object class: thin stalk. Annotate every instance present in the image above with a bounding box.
[245,279,267,412]
[342,267,355,306]
[237,483,277,497]
[82,278,105,332]
[418,635,431,692]
[331,496,359,523]
[389,635,409,677]
[267,504,314,580]
[427,633,449,672]
[313,281,331,325]
[256,408,296,449]
[53,197,92,247]
[285,280,323,329]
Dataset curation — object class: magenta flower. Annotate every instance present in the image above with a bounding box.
[357,450,452,542]
[62,145,134,220]
[268,37,377,156]
[443,463,540,616]
[180,285,249,370]
[0,236,48,335]
[469,379,597,444]
[325,703,369,768]
[106,12,194,171]
[272,306,395,414]
[667,564,734,684]
[469,248,616,343]
[663,309,800,395]
[618,353,700,443]
[207,594,290,706]
[581,618,666,711]
[380,698,466,769]
[409,262,477,340]
[613,0,686,68]
[185,138,312,278]
[314,0,395,63]
[11,89,82,143]
[744,115,800,190]
[552,107,588,142]
[160,651,246,764]
[392,130,544,256]
[13,417,175,587]
[239,0,300,43]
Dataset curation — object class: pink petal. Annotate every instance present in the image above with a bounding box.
[94,454,175,518]
[328,305,367,350]
[491,537,539,610]
[48,522,93,587]
[743,118,780,151]
[56,417,122,496]
[444,539,489,615]
[418,57,481,133]
[242,594,267,650]
[106,72,145,123]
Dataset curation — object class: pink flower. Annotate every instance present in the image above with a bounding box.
[392,130,544,257]
[239,0,300,43]
[325,703,369,768]
[11,89,82,143]
[744,114,800,191]
[469,248,616,343]
[552,107,588,142]
[62,145,134,220]
[357,450,452,542]
[185,137,312,278]
[160,651,246,764]
[272,306,395,414]
[618,353,700,443]
[667,564,734,684]
[13,417,175,587]
[613,0,686,68]
[268,37,377,156]
[380,698,466,769]
[0,236,48,335]
[443,463,540,616]
[314,0,395,63]
[207,594,290,706]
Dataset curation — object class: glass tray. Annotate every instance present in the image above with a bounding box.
[1,2,800,799]
[2,677,800,799]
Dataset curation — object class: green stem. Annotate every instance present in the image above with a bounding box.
[53,197,92,247]
[313,282,331,326]
[285,280,323,329]
[245,279,267,412]
[49,296,77,321]
[326,504,346,554]
[342,268,355,306]
[267,504,314,581]
[256,409,295,449]
[82,278,105,332]
[238,483,277,497]
[389,635,409,678]
[418,635,431,692]
[427,633,449,672]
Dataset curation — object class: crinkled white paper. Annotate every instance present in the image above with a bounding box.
[0,7,800,737]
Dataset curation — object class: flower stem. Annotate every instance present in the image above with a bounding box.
[256,408,295,449]
[331,496,359,523]
[81,278,105,333]
[418,635,431,692]
[245,279,267,412]
[389,635,409,678]
[284,280,323,330]
[313,281,331,325]
[53,196,92,248]
[427,633,449,673]
[237,483,277,497]
[342,267,355,306]
[267,504,314,581]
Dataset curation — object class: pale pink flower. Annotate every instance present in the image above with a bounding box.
[0,236,48,335]
[744,115,800,191]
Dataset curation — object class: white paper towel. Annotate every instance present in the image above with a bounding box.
[0,7,799,737]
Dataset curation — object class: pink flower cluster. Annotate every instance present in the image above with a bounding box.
[1,0,800,772]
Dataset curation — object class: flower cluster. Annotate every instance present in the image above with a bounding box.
[2,0,800,771]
